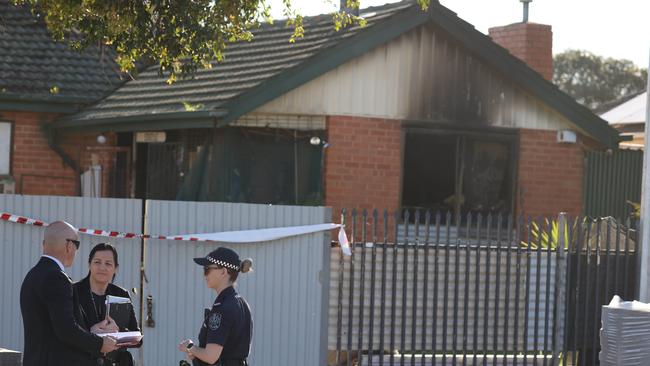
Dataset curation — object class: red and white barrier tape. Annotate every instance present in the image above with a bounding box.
[2,212,235,242]
[0,212,351,254]
[1,212,47,227]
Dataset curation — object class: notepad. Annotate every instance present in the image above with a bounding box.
[98,331,143,345]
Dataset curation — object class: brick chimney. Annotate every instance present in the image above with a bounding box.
[489,21,553,80]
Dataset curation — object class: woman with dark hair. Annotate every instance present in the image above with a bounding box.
[73,243,141,366]
[177,247,253,366]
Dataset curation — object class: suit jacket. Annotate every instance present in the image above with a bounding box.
[20,257,103,366]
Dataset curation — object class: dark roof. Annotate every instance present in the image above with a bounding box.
[55,1,417,130]
[55,0,620,147]
[0,0,125,112]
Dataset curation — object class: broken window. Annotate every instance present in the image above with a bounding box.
[402,127,517,222]
[173,127,324,205]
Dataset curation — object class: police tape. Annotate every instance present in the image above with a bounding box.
[0,211,192,240]
[0,211,352,255]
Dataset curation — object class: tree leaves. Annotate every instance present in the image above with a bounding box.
[553,50,648,111]
[12,0,431,83]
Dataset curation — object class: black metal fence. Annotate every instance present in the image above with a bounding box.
[329,210,638,366]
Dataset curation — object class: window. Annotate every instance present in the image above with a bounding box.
[402,127,517,221]
[0,122,11,175]
[140,127,325,204]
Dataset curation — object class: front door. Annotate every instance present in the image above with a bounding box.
[135,142,184,200]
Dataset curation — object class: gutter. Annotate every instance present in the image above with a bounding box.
[0,92,91,104]
[53,109,228,131]
[0,92,89,114]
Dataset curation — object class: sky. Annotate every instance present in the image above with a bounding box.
[268,0,650,68]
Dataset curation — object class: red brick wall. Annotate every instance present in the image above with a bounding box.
[0,110,116,196]
[323,120,586,231]
[324,116,402,227]
[517,128,584,217]
[488,23,553,81]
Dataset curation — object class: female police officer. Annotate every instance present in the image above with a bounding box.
[178,247,253,366]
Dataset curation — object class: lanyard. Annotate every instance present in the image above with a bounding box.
[90,289,105,321]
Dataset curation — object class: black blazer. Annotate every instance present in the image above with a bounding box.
[20,257,103,366]
[73,276,140,335]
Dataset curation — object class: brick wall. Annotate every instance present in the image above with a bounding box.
[0,110,116,196]
[488,23,553,81]
[517,128,584,217]
[2,110,582,220]
[324,116,402,232]
[323,119,586,230]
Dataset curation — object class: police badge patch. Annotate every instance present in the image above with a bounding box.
[208,313,222,330]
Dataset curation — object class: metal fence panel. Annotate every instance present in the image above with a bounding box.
[329,211,636,366]
[0,194,143,356]
[584,149,643,220]
[329,246,559,353]
[142,200,330,366]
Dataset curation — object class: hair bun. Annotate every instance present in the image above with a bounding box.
[239,258,253,273]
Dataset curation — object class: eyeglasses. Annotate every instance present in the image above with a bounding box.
[66,239,80,249]
[203,265,221,276]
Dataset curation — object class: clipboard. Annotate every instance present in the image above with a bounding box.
[105,295,132,330]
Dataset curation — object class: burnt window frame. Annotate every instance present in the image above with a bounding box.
[400,121,520,221]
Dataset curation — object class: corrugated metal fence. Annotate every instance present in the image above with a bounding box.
[142,201,331,366]
[0,194,143,357]
[584,149,642,220]
[0,195,331,366]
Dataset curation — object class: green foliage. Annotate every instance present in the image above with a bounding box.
[627,200,640,220]
[553,49,647,111]
[13,0,429,83]
[181,101,204,112]
[521,217,581,250]
[331,0,366,32]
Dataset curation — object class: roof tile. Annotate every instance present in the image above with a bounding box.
[0,0,125,102]
[65,1,414,121]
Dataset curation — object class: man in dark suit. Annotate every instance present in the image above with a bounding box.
[20,220,119,366]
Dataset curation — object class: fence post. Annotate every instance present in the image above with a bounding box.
[320,206,332,366]
[552,212,568,365]
[639,66,650,302]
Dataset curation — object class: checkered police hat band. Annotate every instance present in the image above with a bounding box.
[207,256,239,270]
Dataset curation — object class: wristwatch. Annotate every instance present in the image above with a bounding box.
[186,341,194,352]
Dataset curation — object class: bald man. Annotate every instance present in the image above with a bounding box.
[20,221,119,366]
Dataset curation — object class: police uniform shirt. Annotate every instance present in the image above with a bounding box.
[198,286,252,361]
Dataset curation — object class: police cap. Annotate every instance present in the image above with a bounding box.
[193,247,241,271]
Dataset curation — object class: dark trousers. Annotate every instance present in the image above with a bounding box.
[97,351,135,366]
